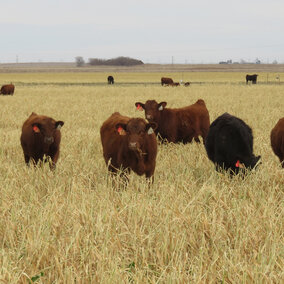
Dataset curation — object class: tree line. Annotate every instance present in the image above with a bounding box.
[75,56,144,67]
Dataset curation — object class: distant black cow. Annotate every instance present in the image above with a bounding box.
[205,113,261,175]
[107,75,114,84]
[246,74,258,84]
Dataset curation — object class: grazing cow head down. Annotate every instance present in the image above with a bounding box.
[31,113,64,144]
[115,118,157,152]
[135,100,167,122]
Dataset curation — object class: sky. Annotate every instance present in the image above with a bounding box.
[1,0,284,64]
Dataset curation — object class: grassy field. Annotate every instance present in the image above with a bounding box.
[0,71,283,283]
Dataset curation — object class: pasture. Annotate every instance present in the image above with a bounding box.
[0,71,283,283]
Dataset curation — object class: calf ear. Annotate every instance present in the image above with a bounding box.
[55,121,64,130]
[135,102,145,111]
[32,123,41,133]
[115,123,127,135]
[146,122,157,135]
[158,102,167,111]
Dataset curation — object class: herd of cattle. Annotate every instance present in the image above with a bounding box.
[0,78,283,184]
[0,74,259,97]
[17,99,284,183]
[106,74,258,86]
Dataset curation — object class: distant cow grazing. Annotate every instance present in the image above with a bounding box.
[135,99,210,144]
[270,117,284,168]
[0,84,15,95]
[205,113,261,175]
[170,82,180,86]
[100,112,158,182]
[184,82,190,86]
[161,77,174,86]
[20,112,64,169]
[246,74,258,84]
[107,75,114,84]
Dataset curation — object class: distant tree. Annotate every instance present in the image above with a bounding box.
[272,60,278,64]
[88,56,144,66]
[255,58,261,64]
[75,56,85,67]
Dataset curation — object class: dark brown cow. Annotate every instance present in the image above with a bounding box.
[161,77,174,86]
[184,82,190,86]
[271,117,284,168]
[107,75,114,84]
[100,112,158,182]
[135,99,210,144]
[246,74,258,84]
[0,84,15,95]
[20,112,64,169]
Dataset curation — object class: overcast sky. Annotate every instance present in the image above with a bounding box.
[1,0,284,64]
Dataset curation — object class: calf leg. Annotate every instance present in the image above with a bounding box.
[24,154,30,166]
[145,168,155,184]
[194,136,201,143]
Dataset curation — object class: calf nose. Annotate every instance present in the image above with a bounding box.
[129,142,137,149]
[44,136,54,144]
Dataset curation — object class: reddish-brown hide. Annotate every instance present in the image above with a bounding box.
[169,82,180,86]
[100,112,158,181]
[271,117,284,168]
[135,99,210,144]
[161,77,174,86]
[0,84,15,95]
[20,112,64,169]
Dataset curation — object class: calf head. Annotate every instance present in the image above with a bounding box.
[245,155,261,169]
[135,100,167,122]
[116,118,157,153]
[31,114,64,144]
[234,155,261,174]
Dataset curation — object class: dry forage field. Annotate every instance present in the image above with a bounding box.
[0,72,283,283]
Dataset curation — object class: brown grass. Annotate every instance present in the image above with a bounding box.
[0,72,283,283]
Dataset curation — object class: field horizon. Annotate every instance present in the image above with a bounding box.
[1,62,284,74]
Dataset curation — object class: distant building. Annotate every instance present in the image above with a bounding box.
[219,59,232,64]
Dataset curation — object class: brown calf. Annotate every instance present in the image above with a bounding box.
[100,112,158,182]
[20,112,64,169]
[135,99,210,144]
[271,117,284,168]
[170,82,180,86]
[0,84,15,95]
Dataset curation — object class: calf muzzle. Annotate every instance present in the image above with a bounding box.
[129,142,138,150]
[44,136,54,144]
